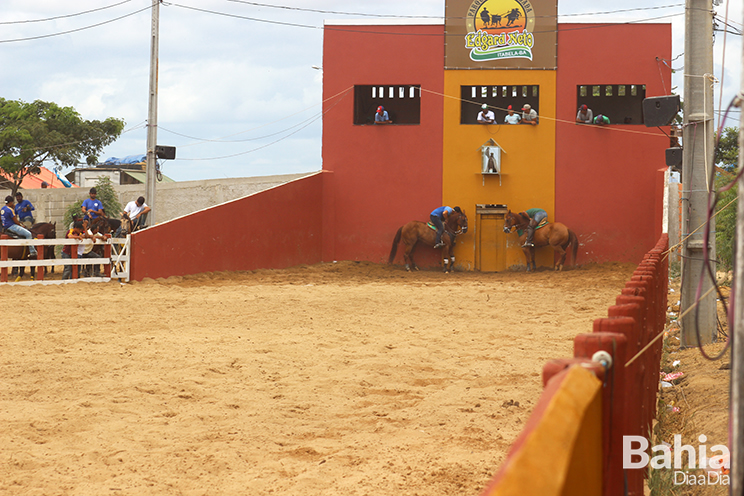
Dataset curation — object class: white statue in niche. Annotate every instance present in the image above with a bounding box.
[482,146,501,174]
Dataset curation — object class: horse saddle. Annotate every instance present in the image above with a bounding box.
[1,228,23,239]
[426,222,438,231]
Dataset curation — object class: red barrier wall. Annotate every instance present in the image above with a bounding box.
[129,173,325,281]
[555,24,671,263]
[481,235,669,495]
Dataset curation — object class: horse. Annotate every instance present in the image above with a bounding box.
[5,222,57,281]
[503,210,578,272]
[388,209,468,273]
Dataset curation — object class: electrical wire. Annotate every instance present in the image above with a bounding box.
[158,85,353,147]
[175,87,351,161]
[0,0,133,25]
[222,0,684,21]
[0,4,153,44]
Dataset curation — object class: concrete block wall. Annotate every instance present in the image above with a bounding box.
[1,172,314,233]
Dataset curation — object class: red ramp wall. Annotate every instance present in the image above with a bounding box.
[129,173,325,281]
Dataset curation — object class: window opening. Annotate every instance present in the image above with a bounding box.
[354,85,421,125]
[576,83,646,125]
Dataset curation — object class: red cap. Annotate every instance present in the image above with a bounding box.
[377,106,383,112]
[581,104,587,111]
[507,105,512,110]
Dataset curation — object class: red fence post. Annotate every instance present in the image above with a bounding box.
[1,234,8,283]
[36,235,44,281]
[574,331,628,496]
[104,243,111,278]
[72,242,78,279]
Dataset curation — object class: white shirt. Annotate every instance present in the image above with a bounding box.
[124,200,148,219]
[477,110,495,123]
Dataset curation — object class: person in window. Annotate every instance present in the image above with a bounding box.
[477,104,495,124]
[576,104,593,124]
[521,104,538,125]
[594,114,610,126]
[504,105,521,125]
[374,106,392,124]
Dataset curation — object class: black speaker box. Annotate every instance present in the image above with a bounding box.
[643,95,680,127]
[666,147,682,170]
[156,145,176,160]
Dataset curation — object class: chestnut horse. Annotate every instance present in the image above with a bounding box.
[503,210,578,272]
[388,210,468,272]
[6,222,56,281]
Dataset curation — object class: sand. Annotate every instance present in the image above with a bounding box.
[1,261,636,496]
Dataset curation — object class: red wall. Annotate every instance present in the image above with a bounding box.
[129,174,325,280]
[555,23,672,263]
[322,23,445,265]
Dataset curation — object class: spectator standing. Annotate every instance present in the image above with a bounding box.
[504,105,521,124]
[374,106,392,124]
[576,104,593,124]
[477,104,495,124]
[521,104,538,125]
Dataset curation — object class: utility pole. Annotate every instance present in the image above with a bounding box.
[145,0,160,225]
[680,0,716,346]
[730,32,744,496]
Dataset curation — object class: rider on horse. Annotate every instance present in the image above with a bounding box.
[430,206,462,249]
[2,196,37,259]
[521,208,548,248]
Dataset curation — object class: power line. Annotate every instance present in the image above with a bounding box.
[223,0,684,21]
[0,4,152,43]
[0,0,133,25]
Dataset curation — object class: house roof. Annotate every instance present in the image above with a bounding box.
[0,166,77,189]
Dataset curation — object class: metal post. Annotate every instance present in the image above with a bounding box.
[680,0,716,346]
[145,0,160,225]
[730,40,744,496]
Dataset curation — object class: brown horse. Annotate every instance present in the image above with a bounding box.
[503,210,578,272]
[6,222,57,281]
[388,209,468,272]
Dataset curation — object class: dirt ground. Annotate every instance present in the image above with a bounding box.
[1,261,637,496]
[652,282,731,495]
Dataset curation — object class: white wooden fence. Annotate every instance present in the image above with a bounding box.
[0,236,131,285]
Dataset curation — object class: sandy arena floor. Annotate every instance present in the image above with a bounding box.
[0,261,636,496]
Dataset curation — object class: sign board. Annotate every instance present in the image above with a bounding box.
[445,0,557,69]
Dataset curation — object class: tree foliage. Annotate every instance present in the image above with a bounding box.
[0,98,125,195]
[714,127,739,270]
[63,176,122,229]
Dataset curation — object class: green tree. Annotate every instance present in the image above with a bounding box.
[0,98,124,195]
[63,176,122,228]
[714,127,739,270]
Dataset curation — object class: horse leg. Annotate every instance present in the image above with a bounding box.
[553,245,567,271]
[404,243,418,271]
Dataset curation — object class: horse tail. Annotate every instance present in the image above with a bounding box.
[388,227,403,264]
[568,230,579,266]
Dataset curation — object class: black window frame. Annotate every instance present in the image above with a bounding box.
[460,85,540,125]
[576,84,646,125]
[353,85,421,125]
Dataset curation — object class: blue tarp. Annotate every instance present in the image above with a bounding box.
[103,154,146,166]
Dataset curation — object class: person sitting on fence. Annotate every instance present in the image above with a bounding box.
[123,196,150,231]
[2,195,37,259]
[14,192,36,228]
[82,187,104,220]
[62,221,86,280]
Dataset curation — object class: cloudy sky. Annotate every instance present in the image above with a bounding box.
[1,0,741,182]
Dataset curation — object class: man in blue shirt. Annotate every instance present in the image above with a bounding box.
[14,192,35,228]
[430,206,460,249]
[82,187,104,220]
[374,106,392,124]
[2,196,37,258]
